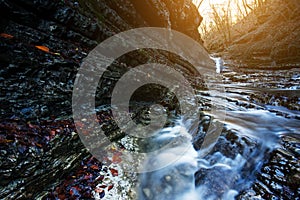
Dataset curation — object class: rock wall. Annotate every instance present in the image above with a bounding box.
[0,0,203,120]
[130,0,203,42]
[0,0,204,199]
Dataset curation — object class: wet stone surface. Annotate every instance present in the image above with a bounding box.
[0,119,87,199]
[136,63,299,200]
[0,0,299,199]
[0,0,203,199]
[237,134,300,199]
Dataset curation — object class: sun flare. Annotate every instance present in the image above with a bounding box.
[193,0,262,25]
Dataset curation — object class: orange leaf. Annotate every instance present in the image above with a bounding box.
[35,45,50,53]
[0,33,14,39]
[35,143,43,148]
[90,165,99,170]
[0,139,14,144]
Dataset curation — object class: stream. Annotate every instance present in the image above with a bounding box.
[1,1,299,199]
[136,59,300,200]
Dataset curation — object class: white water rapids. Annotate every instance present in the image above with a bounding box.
[137,58,300,200]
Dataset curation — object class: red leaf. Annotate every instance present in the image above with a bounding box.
[108,184,114,191]
[0,33,14,39]
[95,175,104,181]
[90,165,99,170]
[50,130,56,136]
[109,168,118,177]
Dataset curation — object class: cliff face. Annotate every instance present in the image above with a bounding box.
[0,0,203,119]
[130,0,203,42]
[0,0,202,45]
[0,0,204,198]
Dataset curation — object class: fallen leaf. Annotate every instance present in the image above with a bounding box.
[109,168,118,177]
[0,33,14,39]
[95,175,104,181]
[50,130,56,136]
[0,139,14,144]
[108,185,114,191]
[90,165,99,170]
[35,143,43,148]
[35,45,50,53]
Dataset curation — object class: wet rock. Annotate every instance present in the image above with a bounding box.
[1,0,205,199]
[237,134,300,199]
[0,119,87,199]
[1,0,203,121]
[130,0,203,42]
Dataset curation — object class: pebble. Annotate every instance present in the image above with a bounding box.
[165,175,172,182]
[143,188,152,199]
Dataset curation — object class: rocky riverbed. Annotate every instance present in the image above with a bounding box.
[135,61,299,200]
[0,0,299,199]
[0,0,203,198]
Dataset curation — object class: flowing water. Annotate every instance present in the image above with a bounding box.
[137,59,300,200]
